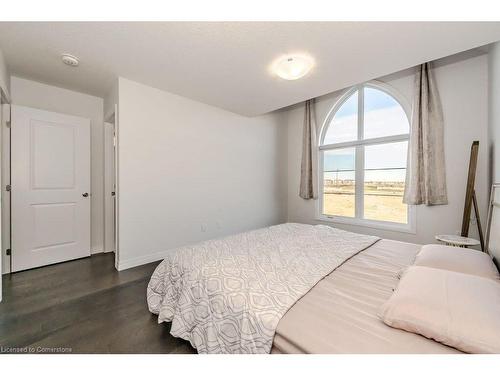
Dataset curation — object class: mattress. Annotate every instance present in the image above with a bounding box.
[271,239,460,354]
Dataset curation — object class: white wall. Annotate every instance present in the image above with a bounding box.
[116,77,287,269]
[490,42,500,183]
[0,48,9,99]
[9,77,105,256]
[284,52,489,246]
[488,42,500,263]
[104,79,118,122]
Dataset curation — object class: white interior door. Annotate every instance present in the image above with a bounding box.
[113,104,119,270]
[103,121,115,253]
[11,105,91,272]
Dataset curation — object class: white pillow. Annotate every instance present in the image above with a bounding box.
[414,244,499,280]
[379,266,500,354]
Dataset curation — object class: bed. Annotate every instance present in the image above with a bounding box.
[147,223,459,354]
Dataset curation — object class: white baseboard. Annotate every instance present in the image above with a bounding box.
[91,247,104,254]
[117,250,168,271]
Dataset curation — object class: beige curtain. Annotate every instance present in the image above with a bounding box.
[403,63,448,205]
[299,99,318,200]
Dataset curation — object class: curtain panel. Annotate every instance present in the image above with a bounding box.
[299,99,318,200]
[403,63,448,206]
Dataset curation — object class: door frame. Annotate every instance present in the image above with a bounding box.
[2,101,12,277]
[0,86,10,301]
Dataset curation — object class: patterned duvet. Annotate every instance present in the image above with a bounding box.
[147,223,379,353]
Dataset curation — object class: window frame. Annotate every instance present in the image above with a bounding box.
[317,81,416,234]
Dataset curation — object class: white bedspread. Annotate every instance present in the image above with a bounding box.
[147,223,379,353]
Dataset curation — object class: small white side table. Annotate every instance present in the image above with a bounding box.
[435,234,480,248]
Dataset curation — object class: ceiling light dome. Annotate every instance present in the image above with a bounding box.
[272,54,314,80]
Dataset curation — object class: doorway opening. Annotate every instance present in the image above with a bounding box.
[104,108,118,270]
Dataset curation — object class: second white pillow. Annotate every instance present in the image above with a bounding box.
[414,244,499,280]
[379,266,500,354]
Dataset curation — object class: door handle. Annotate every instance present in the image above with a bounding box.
[82,192,89,197]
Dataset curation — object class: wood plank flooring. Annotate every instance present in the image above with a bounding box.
[0,253,196,353]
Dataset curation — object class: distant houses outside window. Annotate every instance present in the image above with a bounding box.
[318,82,413,231]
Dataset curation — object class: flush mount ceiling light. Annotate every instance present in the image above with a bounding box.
[272,54,314,80]
[61,53,79,67]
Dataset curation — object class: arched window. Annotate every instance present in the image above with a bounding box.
[319,82,413,230]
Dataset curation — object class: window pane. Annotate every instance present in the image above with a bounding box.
[365,142,407,170]
[364,142,408,223]
[323,148,355,217]
[323,91,358,145]
[363,87,409,140]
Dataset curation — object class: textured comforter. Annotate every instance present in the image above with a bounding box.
[147,223,379,353]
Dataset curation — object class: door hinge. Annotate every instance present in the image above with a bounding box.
[6,248,11,256]
[6,184,11,191]
[6,120,11,128]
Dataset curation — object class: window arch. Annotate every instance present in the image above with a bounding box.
[318,82,413,230]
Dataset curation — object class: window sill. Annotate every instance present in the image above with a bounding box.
[316,214,416,234]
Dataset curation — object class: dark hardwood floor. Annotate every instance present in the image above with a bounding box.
[0,253,196,353]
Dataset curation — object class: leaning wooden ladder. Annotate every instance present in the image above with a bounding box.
[461,141,485,251]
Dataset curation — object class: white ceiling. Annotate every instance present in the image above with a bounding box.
[0,22,499,116]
